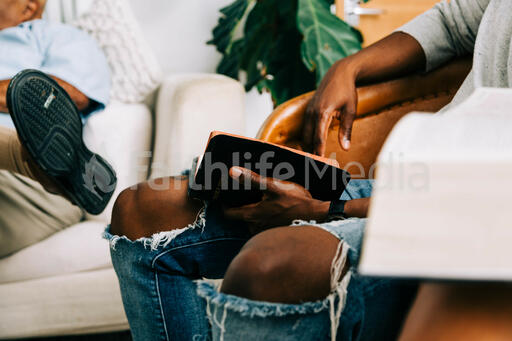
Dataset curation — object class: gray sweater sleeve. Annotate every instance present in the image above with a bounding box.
[397,0,490,71]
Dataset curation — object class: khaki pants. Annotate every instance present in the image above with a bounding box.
[0,170,83,258]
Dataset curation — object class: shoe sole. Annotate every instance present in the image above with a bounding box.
[7,69,117,215]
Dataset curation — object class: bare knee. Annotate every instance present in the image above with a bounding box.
[110,177,200,240]
[221,246,290,302]
[110,185,148,239]
[220,227,337,303]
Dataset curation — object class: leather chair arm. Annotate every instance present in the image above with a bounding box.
[257,57,471,143]
[256,57,472,177]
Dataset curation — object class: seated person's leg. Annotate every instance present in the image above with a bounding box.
[110,177,415,341]
[199,220,416,341]
[0,125,76,194]
[198,180,416,341]
[0,125,37,180]
[399,283,512,341]
[0,123,82,257]
[0,170,82,257]
[2,71,116,215]
[107,176,251,341]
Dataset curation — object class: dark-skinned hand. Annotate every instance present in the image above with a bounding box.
[223,167,370,235]
[223,167,330,235]
[302,32,427,156]
[302,59,358,156]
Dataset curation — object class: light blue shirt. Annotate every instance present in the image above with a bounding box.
[0,19,110,128]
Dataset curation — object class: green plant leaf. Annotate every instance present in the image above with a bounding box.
[239,0,315,105]
[297,0,362,85]
[209,0,368,106]
[216,39,245,79]
[208,0,253,54]
[209,0,256,81]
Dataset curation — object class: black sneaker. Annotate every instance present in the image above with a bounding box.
[7,69,117,215]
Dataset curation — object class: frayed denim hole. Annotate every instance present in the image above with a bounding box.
[102,227,133,251]
[197,240,352,341]
[291,219,361,270]
[328,240,351,341]
[198,280,331,317]
[143,206,207,251]
[103,205,207,251]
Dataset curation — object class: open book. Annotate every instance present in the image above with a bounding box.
[359,88,512,281]
[189,131,350,206]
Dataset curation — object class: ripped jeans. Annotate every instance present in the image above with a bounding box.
[104,180,417,341]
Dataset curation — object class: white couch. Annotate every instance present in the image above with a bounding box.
[0,1,250,338]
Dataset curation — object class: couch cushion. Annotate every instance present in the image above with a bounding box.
[151,74,245,177]
[0,269,128,339]
[0,221,111,284]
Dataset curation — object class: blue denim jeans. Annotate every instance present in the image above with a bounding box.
[105,180,417,341]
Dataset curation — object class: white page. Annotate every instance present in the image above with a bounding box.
[359,87,512,280]
[378,88,512,162]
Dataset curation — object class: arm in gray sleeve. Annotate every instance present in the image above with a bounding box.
[396,0,490,71]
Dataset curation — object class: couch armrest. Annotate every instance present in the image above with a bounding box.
[151,74,245,178]
[83,101,152,222]
[257,58,472,177]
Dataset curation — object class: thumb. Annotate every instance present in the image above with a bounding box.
[229,167,279,193]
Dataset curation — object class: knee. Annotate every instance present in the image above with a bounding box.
[220,246,294,302]
[111,187,135,231]
[110,185,145,238]
[110,177,197,240]
[220,226,341,303]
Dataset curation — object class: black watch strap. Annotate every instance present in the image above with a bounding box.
[328,200,348,220]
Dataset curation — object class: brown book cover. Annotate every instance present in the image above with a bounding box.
[189,131,350,206]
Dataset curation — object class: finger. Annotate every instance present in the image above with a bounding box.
[313,111,334,156]
[223,202,258,221]
[229,167,280,193]
[338,102,356,151]
[302,101,316,152]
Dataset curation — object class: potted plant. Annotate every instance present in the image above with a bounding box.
[209,0,366,105]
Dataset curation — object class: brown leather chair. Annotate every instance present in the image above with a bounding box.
[257,58,472,178]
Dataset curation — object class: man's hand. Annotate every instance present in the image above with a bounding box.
[1,77,90,113]
[51,77,90,111]
[302,32,426,155]
[223,167,330,235]
[223,167,371,235]
[303,60,358,155]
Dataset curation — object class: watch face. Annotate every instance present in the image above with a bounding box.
[328,200,348,220]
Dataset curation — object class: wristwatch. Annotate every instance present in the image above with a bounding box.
[327,200,348,220]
